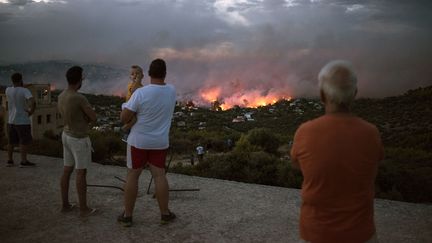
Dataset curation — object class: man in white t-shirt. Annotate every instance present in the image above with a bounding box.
[196,145,205,163]
[5,73,36,167]
[118,58,177,227]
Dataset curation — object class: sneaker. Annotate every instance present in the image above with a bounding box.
[6,160,14,167]
[160,211,176,225]
[20,161,36,168]
[117,213,132,227]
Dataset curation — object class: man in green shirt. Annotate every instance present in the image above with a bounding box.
[58,66,97,217]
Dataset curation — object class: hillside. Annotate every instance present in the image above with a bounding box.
[353,86,432,150]
[352,86,432,202]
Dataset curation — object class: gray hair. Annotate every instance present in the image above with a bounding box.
[318,60,357,106]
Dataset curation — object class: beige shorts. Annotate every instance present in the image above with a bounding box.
[62,132,92,169]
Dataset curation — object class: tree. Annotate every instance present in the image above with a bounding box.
[237,128,280,155]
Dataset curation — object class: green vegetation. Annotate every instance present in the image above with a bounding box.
[89,130,126,165]
[28,137,63,158]
[350,86,432,203]
[171,128,303,188]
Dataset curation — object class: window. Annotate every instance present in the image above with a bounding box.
[47,114,51,124]
[37,115,42,124]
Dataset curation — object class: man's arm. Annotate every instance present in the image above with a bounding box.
[121,91,138,125]
[120,108,136,124]
[26,97,36,116]
[82,103,97,123]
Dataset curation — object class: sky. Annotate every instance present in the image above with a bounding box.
[0,0,431,105]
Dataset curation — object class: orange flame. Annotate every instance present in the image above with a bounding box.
[199,87,292,110]
[220,103,229,111]
[200,87,221,102]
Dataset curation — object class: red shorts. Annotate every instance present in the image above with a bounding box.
[126,145,167,169]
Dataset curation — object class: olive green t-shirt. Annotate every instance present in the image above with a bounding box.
[58,89,92,138]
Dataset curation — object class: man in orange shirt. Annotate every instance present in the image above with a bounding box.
[291,60,383,243]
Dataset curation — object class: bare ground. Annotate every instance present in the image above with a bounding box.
[0,151,431,243]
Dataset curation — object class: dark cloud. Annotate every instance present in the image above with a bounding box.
[114,0,144,7]
[0,0,431,101]
[0,12,13,22]
[9,0,33,6]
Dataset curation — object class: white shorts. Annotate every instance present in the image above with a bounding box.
[62,132,92,169]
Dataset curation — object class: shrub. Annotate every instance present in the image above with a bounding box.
[170,128,240,154]
[170,162,197,176]
[181,150,291,187]
[276,160,303,189]
[170,137,194,154]
[375,147,432,202]
[28,139,63,158]
[233,135,260,154]
[238,128,280,155]
[90,131,125,163]
[396,167,432,202]
[43,129,58,140]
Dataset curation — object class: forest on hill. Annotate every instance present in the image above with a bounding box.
[1,85,430,203]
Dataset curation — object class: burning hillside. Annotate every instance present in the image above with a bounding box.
[198,86,292,110]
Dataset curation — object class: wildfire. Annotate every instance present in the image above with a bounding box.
[199,86,292,110]
[200,87,221,102]
[220,103,229,111]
